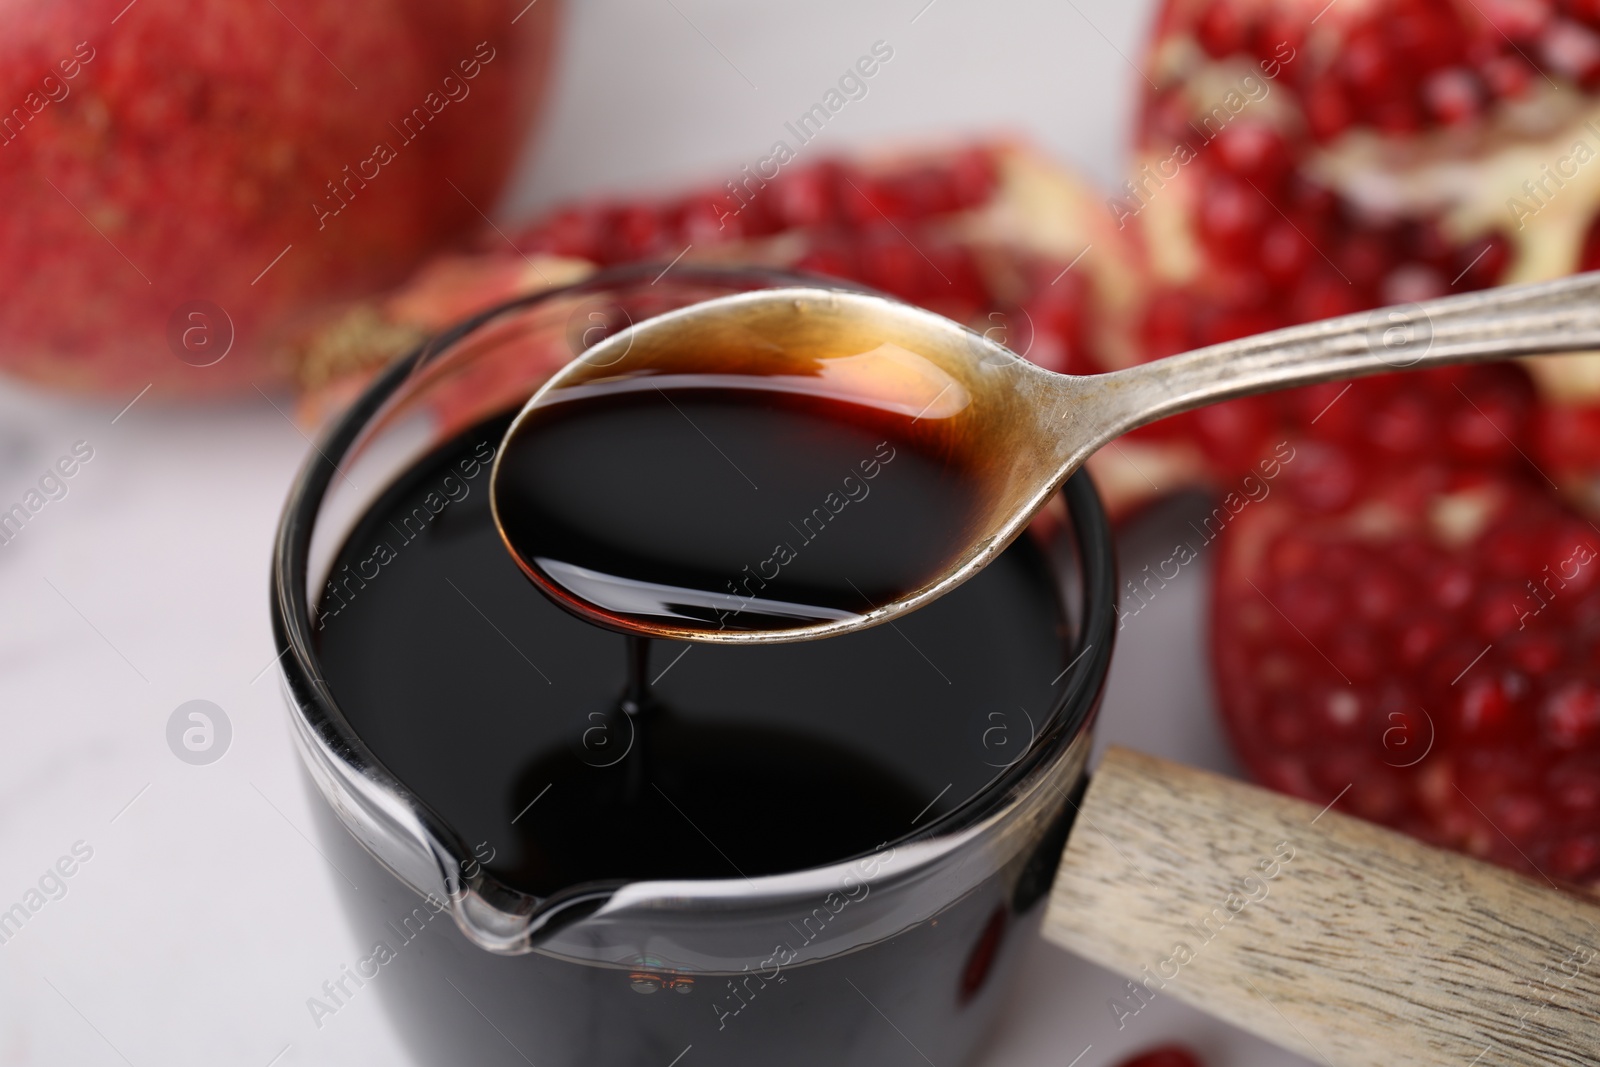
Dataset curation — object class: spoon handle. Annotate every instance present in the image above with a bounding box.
[1090,270,1600,438]
[1045,748,1600,1067]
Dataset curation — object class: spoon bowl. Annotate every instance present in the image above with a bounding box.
[492,273,1600,644]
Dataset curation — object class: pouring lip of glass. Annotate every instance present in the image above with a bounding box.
[267,264,1120,957]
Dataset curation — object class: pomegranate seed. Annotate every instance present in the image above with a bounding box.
[793,240,857,283]
[1191,394,1277,470]
[1291,380,1361,437]
[1474,585,1531,639]
[1446,368,1535,462]
[948,146,1000,207]
[1270,531,1318,577]
[767,162,844,227]
[605,204,669,262]
[1197,175,1270,262]
[1143,89,1197,145]
[1200,301,1280,346]
[1114,1046,1205,1067]
[1337,231,1394,290]
[1551,835,1600,878]
[1353,567,1407,621]
[873,165,963,219]
[1277,575,1344,639]
[1367,390,1439,455]
[1212,122,1293,191]
[675,189,754,244]
[1481,520,1546,577]
[1371,95,1426,135]
[1382,263,1449,303]
[1259,220,1313,287]
[1023,272,1094,374]
[926,242,988,310]
[1340,30,1407,107]
[1394,2,1471,68]
[859,229,933,302]
[1398,614,1449,665]
[1454,672,1513,735]
[1552,758,1600,810]
[1332,628,1385,683]
[1535,403,1600,470]
[1292,268,1365,321]
[1543,680,1600,747]
[1423,67,1486,124]
[1430,563,1476,609]
[1507,631,1566,673]
[1267,699,1312,748]
[1195,0,1248,57]
[516,203,609,260]
[1283,441,1362,513]
[1212,263,1278,309]
[842,175,893,227]
[1305,79,1355,141]
[1288,177,1339,223]
[1141,287,1197,358]
[1542,19,1600,85]
[1482,52,1537,97]
[1484,0,1557,39]
[1252,12,1306,65]
[1493,792,1547,837]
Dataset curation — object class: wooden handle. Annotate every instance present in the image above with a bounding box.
[1043,747,1600,1066]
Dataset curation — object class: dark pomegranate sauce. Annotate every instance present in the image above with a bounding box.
[314,413,1071,897]
[491,322,992,637]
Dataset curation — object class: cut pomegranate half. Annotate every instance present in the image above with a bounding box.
[290,141,1172,515]
[1137,0,1600,887]
[1132,0,1600,509]
[1212,463,1600,886]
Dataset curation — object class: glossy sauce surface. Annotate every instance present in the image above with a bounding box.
[316,414,1071,896]
[492,315,995,637]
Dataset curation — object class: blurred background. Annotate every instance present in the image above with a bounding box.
[8,0,1600,1063]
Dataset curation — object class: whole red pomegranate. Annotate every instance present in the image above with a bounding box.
[0,0,559,395]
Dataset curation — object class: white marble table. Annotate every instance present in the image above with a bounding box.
[0,1,1311,1064]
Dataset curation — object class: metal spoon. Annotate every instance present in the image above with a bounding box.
[492,271,1600,644]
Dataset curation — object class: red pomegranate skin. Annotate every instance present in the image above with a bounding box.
[0,0,559,395]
